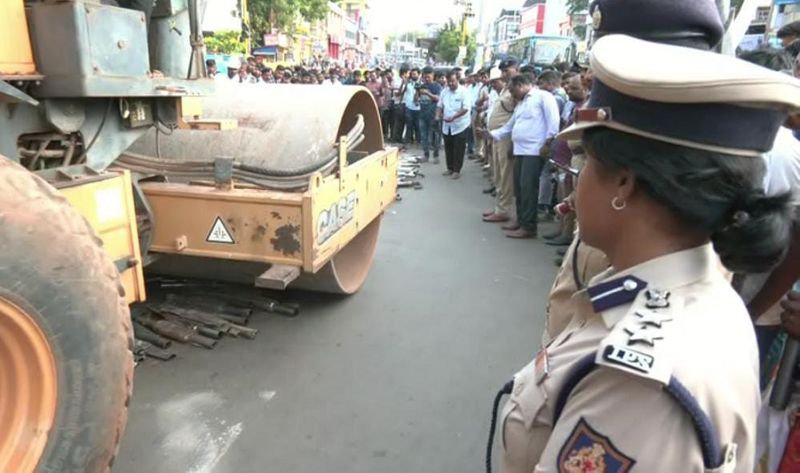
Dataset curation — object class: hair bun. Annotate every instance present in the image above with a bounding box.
[712,192,792,273]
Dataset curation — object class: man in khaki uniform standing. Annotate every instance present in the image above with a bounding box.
[482,58,520,224]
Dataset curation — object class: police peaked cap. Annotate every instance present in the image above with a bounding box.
[589,0,724,48]
[498,57,519,70]
[560,35,800,157]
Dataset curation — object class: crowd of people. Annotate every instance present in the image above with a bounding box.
[207,56,396,87]
[364,59,594,249]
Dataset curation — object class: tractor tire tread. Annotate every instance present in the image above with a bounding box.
[0,158,133,473]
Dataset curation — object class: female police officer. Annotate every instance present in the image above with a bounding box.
[492,35,800,472]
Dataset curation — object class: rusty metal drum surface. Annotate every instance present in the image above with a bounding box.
[128,82,384,175]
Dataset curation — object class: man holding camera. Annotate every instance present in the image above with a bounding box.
[417,67,443,163]
[402,68,422,145]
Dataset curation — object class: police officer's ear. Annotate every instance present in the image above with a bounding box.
[584,143,635,204]
[610,167,636,207]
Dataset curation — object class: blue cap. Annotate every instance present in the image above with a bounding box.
[589,0,724,49]
[498,57,519,70]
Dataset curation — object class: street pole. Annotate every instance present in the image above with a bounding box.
[457,0,475,66]
[241,0,252,55]
[720,0,762,55]
[474,0,487,67]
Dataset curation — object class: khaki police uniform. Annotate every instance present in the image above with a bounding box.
[502,245,757,473]
[491,34,800,473]
[488,87,517,217]
[544,239,609,345]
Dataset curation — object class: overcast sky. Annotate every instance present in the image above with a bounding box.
[369,0,524,35]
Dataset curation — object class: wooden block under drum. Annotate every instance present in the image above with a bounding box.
[255,265,301,290]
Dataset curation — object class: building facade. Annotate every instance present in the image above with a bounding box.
[327,2,346,60]
[201,0,240,33]
[492,9,521,44]
[519,0,568,37]
[203,0,374,65]
[339,0,372,65]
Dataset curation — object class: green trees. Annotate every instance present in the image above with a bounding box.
[204,30,247,54]
[435,22,477,64]
[244,0,331,45]
[566,0,588,15]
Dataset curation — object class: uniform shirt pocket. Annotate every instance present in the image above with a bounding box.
[500,364,551,466]
[515,375,550,430]
[502,360,551,440]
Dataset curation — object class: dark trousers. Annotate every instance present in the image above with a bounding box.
[444,129,468,173]
[432,121,442,155]
[419,110,439,156]
[381,108,392,138]
[466,124,475,154]
[404,108,420,144]
[391,104,405,142]
[755,326,781,367]
[514,155,547,231]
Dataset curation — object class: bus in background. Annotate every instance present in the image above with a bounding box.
[738,1,782,52]
[740,22,770,51]
[492,34,577,72]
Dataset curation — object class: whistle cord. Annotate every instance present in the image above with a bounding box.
[486,380,514,473]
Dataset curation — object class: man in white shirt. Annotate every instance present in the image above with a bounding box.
[763,126,800,202]
[486,73,560,238]
[436,71,472,180]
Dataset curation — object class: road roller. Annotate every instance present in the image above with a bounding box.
[0,0,397,471]
[121,81,397,294]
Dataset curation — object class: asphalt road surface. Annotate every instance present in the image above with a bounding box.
[115,152,560,473]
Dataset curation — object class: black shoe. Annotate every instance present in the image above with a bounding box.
[546,236,573,247]
[556,248,568,257]
[483,187,496,194]
[542,230,562,240]
[554,257,564,267]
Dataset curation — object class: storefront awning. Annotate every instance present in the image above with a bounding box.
[252,46,278,56]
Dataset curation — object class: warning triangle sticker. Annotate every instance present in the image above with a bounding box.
[206,217,235,244]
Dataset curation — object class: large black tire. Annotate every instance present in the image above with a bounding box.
[0,158,134,473]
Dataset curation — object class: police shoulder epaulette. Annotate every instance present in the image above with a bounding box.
[553,286,733,471]
[595,287,680,385]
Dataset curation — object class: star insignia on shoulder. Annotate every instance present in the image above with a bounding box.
[634,309,673,328]
[624,327,664,347]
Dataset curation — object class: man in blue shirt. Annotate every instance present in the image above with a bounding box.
[417,67,443,163]
[486,73,560,238]
[402,68,421,145]
[436,71,472,179]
